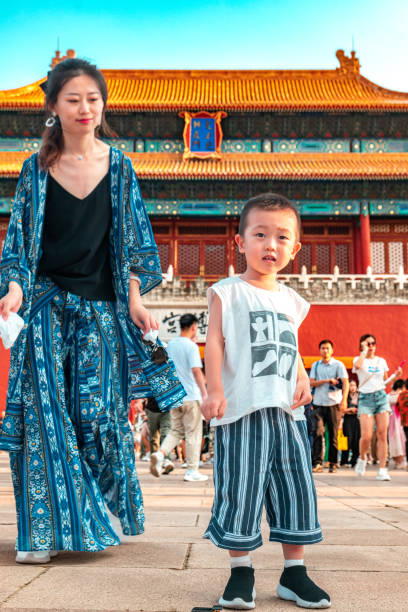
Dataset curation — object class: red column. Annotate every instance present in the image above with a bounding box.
[360,213,371,273]
[353,218,362,274]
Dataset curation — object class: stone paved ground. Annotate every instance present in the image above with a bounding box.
[0,452,407,611]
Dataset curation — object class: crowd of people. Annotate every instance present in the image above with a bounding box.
[308,336,406,480]
[128,313,210,482]
[0,55,406,611]
[129,331,408,487]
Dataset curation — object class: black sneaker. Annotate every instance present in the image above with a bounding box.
[277,565,331,609]
[219,566,256,610]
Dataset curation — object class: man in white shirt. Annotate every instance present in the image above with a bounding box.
[150,314,208,482]
[309,339,349,473]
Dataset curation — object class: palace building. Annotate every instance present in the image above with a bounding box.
[0,49,407,377]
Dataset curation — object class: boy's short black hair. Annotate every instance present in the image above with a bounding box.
[179,314,198,330]
[238,193,301,239]
[319,339,333,349]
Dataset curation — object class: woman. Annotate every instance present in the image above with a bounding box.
[0,58,185,563]
[353,334,401,481]
[388,379,406,469]
[340,379,360,468]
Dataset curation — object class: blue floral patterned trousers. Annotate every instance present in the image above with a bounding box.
[10,277,144,551]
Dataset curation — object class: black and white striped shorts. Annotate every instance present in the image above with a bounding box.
[204,407,322,550]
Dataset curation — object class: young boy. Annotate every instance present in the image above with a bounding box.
[201,193,331,609]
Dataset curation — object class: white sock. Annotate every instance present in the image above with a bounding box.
[230,554,251,568]
[284,559,304,568]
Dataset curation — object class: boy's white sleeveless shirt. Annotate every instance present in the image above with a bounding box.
[208,276,310,426]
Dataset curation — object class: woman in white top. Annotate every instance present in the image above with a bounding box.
[353,334,402,481]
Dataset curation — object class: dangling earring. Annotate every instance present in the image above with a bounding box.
[45,112,57,128]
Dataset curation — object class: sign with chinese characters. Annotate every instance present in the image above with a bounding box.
[179,111,227,160]
[191,117,215,153]
[148,308,209,342]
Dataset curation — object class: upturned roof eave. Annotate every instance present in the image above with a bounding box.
[3,102,408,113]
[2,151,408,181]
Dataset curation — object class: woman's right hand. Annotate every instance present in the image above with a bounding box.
[0,282,23,320]
[360,341,368,354]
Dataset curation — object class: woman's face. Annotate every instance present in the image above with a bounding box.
[361,336,376,356]
[349,381,357,394]
[51,74,104,138]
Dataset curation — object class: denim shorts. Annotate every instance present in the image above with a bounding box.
[358,389,390,416]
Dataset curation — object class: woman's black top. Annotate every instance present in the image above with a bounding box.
[38,173,115,301]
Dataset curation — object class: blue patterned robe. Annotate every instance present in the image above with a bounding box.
[0,148,185,551]
[0,147,185,453]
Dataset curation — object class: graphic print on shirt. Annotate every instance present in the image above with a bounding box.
[367,362,381,373]
[250,311,297,380]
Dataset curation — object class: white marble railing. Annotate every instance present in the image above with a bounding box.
[148,265,408,305]
[280,265,408,291]
[144,265,408,341]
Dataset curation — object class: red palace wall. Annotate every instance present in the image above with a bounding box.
[0,304,406,412]
[299,304,408,376]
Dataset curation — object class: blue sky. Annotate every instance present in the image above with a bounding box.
[2,0,408,91]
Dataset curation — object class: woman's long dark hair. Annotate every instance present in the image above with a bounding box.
[39,58,114,170]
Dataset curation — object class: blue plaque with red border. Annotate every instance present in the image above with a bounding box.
[179,111,227,159]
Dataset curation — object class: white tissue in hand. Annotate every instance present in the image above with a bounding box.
[143,329,159,343]
[0,312,24,349]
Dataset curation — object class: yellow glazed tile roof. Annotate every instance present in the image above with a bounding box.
[127,152,408,180]
[0,152,31,177]
[100,70,408,112]
[1,52,408,112]
[2,151,408,180]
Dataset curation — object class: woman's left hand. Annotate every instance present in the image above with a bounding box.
[129,303,159,336]
[132,399,145,414]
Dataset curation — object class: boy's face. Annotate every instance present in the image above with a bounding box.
[235,207,301,277]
